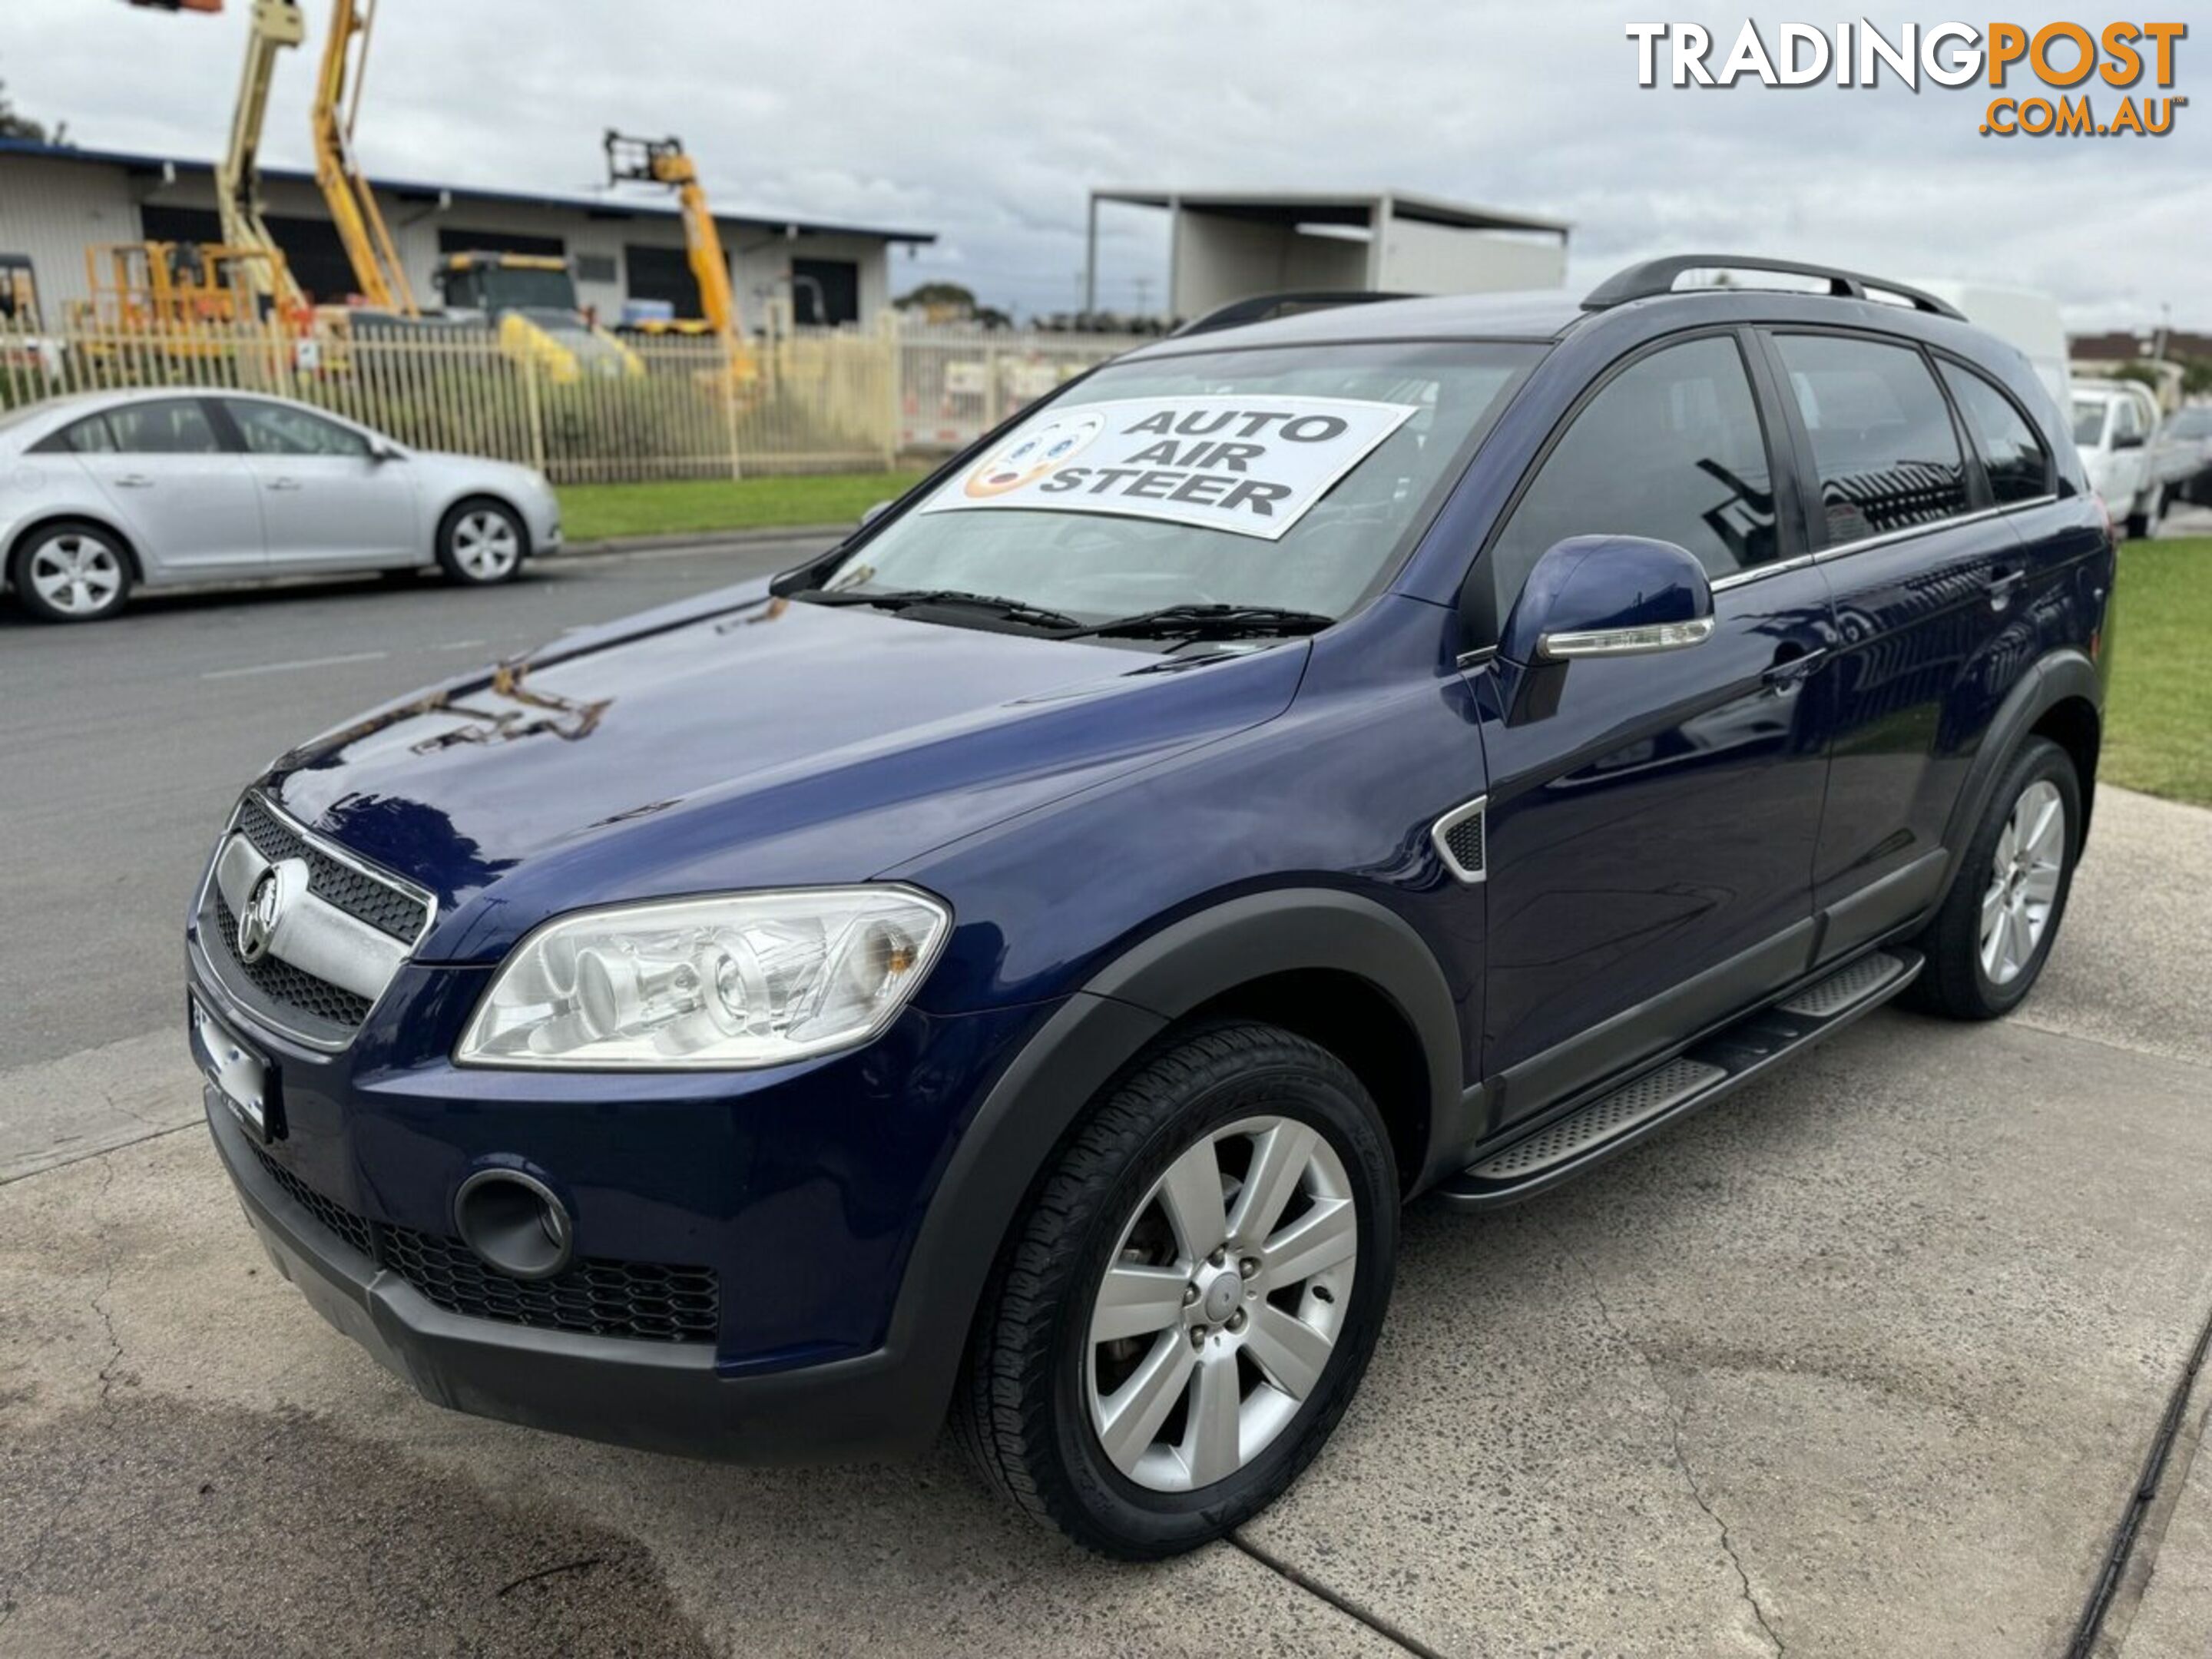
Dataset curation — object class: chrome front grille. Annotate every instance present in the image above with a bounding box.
[234,794,429,942]
[196,793,435,1048]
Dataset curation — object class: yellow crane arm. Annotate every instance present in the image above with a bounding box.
[604,131,749,364]
[311,0,416,314]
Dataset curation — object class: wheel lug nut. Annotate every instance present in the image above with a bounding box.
[1240,1257,1261,1279]
[1190,1326,1207,1348]
[1209,1247,1227,1267]
[1183,1283,1200,1305]
[1227,1310,1247,1333]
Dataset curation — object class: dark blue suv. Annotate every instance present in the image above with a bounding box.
[188,257,2114,1558]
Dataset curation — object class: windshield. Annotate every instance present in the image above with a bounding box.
[2071,398,2109,447]
[816,340,1541,626]
[2169,408,2212,439]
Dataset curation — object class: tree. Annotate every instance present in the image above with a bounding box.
[2109,361,2164,390]
[894,282,980,316]
[2182,358,2212,399]
[0,75,65,144]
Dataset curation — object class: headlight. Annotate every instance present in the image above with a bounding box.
[455,886,950,1070]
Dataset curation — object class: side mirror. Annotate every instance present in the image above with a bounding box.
[369,442,403,463]
[2112,429,2146,452]
[859,499,894,527]
[1499,535,1714,666]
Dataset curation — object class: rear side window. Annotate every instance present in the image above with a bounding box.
[103,399,224,455]
[28,413,119,454]
[1938,362,2052,504]
[1489,334,1779,601]
[1776,334,1968,545]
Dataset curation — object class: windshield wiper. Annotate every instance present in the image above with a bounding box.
[1068,603,1337,641]
[800,588,1084,631]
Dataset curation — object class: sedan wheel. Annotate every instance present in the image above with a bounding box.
[13,524,132,623]
[437,502,525,585]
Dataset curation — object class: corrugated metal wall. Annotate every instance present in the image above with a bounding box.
[0,155,144,310]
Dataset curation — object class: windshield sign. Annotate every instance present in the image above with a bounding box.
[919,395,1419,541]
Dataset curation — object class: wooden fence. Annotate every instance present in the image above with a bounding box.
[0,315,1149,482]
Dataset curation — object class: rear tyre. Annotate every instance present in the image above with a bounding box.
[435,498,526,586]
[10,520,133,623]
[1903,737,2080,1021]
[956,1021,1397,1558]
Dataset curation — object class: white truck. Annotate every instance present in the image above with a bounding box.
[2073,378,2193,538]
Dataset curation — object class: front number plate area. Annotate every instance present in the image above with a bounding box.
[191,995,277,1142]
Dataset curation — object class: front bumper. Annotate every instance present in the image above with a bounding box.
[207,1093,940,1462]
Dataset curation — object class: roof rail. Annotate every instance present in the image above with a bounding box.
[1581,256,1965,321]
[1171,290,1417,339]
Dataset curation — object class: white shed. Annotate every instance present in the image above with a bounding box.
[1085,189,1569,322]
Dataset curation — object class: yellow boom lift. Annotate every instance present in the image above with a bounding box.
[602,131,754,381]
[217,0,309,310]
[310,0,416,313]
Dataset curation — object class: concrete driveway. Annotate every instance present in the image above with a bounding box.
[2,544,2208,1656]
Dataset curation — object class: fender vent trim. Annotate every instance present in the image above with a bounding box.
[1431,796,1487,883]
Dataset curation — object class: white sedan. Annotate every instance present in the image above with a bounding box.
[0,389,562,622]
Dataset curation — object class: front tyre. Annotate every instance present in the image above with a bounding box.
[958,1022,1397,1558]
[11,520,132,623]
[435,498,526,586]
[1906,737,2080,1020]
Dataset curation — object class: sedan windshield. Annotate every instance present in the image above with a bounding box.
[2071,399,2109,447]
[815,340,1541,628]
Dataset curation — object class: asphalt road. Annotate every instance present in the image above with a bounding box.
[3,532,2210,1655]
[0,535,831,1074]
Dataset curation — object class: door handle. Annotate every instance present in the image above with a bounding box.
[112,473,154,488]
[266,478,303,492]
[1987,569,2026,611]
[1761,647,1826,694]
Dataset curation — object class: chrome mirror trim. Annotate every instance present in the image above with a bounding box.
[1538,616,1715,661]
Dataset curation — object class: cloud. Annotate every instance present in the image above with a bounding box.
[2,2,2202,326]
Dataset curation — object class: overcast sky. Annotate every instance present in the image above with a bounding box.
[2,4,2203,329]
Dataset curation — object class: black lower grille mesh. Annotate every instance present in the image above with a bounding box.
[247,1144,720,1345]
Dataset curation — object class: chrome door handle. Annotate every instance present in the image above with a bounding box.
[113,473,154,488]
[1987,570,2026,610]
[266,478,303,492]
[1761,647,1826,693]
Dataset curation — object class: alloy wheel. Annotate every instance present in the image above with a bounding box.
[27,531,124,617]
[452,511,521,580]
[1979,778,2065,985]
[1085,1114,1357,1493]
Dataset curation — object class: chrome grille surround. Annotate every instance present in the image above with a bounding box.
[192,792,438,1050]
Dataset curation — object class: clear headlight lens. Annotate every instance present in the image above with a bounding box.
[455,886,950,1070]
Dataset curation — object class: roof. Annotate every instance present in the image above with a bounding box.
[1123,289,1588,357]
[0,137,936,245]
[1091,187,1569,238]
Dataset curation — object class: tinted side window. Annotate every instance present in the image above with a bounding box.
[104,399,224,455]
[30,415,119,455]
[1776,334,1968,545]
[228,400,371,458]
[1491,335,1777,602]
[1938,362,2052,504]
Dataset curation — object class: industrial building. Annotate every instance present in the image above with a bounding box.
[0,136,935,329]
[1084,188,1569,320]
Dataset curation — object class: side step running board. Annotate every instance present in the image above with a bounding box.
[1435,948,1922,1210]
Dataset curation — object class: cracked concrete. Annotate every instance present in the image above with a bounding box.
[1551,1221,1787,1656]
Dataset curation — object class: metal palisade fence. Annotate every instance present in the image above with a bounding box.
[0,314,1152,482]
